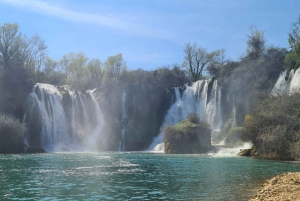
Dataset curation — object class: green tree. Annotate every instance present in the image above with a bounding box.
[0,23,21,69]
[59,52,103,91]
[60,52,89,90]
[0,23,47,118]
[40,57,66,85]
[285,15,300,76]
[245,26,266,59]
[86,58,103,88]
[103,53,127,80]
[0,23,47,72]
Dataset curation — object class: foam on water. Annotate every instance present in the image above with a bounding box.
[213,142,252,157]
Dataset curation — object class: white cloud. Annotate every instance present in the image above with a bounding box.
[0,0,174,39]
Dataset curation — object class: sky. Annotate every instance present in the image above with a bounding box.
[0,0,299,70]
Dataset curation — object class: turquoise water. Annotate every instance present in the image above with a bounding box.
[1,152,300,200]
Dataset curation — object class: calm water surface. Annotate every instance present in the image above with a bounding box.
[1,152,300,200]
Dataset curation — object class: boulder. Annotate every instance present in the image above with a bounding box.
[25,146,45,153]
[164,114,213,154]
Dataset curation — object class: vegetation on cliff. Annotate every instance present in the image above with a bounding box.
[164,113,212,154]
[285,15,300,78]
[0,114,27,154]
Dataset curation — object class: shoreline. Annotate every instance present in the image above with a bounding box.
[250,172,300,201]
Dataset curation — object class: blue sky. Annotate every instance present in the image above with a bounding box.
[0,0,299,70]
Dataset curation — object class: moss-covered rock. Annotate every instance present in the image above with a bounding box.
[224,127,244,146]
[164,114,213,154]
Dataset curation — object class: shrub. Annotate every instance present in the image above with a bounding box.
[0,114,27,153]
[243,93,300,159]
[187,113,200,124]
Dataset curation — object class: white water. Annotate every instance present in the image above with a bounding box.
[272,69,300,95]
[25,83,105,152]
[121,129,126,151]
[148,79,223,152]
[119,92,127,151]
[121,92,127,121]
[213,142,252,157]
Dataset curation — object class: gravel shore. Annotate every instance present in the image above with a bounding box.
[250,172,300,201]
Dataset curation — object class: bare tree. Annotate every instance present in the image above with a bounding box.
[0,23,47,72]
[183,43,215,81]
[24,35,47,73]
[0,23,21,68]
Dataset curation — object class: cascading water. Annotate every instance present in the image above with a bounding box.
[122,92,127,121]
[272,68,300,95]
[148,79,223,152]
[119,92,127,151]
[213,142,252,157]
[206,80,222,130]
[24,83,105,152]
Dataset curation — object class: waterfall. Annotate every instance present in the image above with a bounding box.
[272,69,300,95]
[148,79,223,152]
[206,80,222,130]
[290,68,300,93]
[25,83,104,152]
[232,94,237,128]
[213,142,252,157]
[120,92,127,151]
[121,92,127,121]
[271,70,290,95]
[121,129,126,151]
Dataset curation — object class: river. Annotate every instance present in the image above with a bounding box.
[1,152,300,200]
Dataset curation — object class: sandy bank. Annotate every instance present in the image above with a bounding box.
[250,172,300,201]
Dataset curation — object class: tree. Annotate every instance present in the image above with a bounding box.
[86,58,103,88]
[0,23,48,118]
[103,53,127,80]
[59,52,103,91]
[206,49,227,77]
[285,15,300,76]
[60,52,89,90]
[0,23,47,72]
[0,23,21,69]
[245,26,266,59]
[41,57,66,85]
[23,34,47,74]
[183,43,215,82]
[0,114,27,153]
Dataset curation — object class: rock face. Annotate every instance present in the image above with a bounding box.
[251,172,300,201]
[164,114,212,154]
[123,84,173,151]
